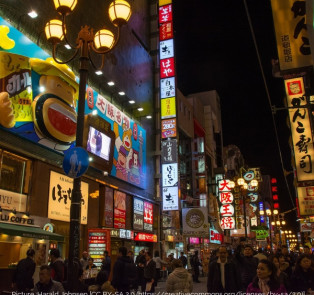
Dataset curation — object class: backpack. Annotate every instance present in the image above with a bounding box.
[122,261,138,287]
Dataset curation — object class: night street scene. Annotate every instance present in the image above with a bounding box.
[0,0,313,294]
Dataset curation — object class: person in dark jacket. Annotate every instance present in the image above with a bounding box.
[12,248,36,291]
[111,246,134,295]
[233,244,259,291]
[291,254,314,293]
[207,246,239,293]
[135,249,146,291]
[144,251,156,293]
[190,250,202,283]
[33,265,65,293]
[101,250,111,278]
[49,248,65,283]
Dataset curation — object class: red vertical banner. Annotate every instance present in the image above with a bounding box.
[144,201,153,231]
[104,187,114,227]
[114,191,126,228]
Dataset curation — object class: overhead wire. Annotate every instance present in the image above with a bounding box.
[242,0,296,210]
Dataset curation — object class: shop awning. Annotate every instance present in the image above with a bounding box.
[0,223,64,242]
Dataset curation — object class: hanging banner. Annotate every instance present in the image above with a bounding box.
[182,207,209,236]
[271,0,313,71]
[114,191,126,229]
[162,163,178,187]
[161,139,177,163]
[48,171,89,224]
[285,77,314,182]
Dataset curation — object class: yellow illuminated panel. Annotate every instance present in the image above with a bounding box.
[161,97,176,119]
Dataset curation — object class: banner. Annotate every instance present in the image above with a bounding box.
[114,191,126,228]
[271,0,313,71]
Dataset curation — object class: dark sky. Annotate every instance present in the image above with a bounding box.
[173,0,298,228]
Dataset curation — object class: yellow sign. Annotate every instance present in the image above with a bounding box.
[285,77,314,182]
[159,0,172,6]
[271,0,313,71]
[161,96,176,119]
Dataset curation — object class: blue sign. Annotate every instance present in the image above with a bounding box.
[63,147,89,178]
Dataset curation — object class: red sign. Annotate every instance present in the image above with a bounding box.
[160,22,173,41]
[220,217,235,230]
[209,229,223,244]
[160,57,175,78]
[144,202,153,224]
[159,4,172,24]
[88,229,111,268]
[114,191,126,229]
[134,232,157,242]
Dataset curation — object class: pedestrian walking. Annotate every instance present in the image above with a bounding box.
[190,250,202,283]
[291,254,314,293]
[101,250,111,278]
[33,265,65,293]
[49,248,65,283]
[80,251,89,270]
[234,244,258,291]
[144,251,156,293]
[246,259,287,294]
[207,245,239,293]
[112,246,137,295]
[12,248,36,292]
[166,259,193,294]
[136,249,146,291]
[153,250,167,286]
[179,252,188,269]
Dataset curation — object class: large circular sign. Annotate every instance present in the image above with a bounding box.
[186,209,205,228]
[243,170,255,181]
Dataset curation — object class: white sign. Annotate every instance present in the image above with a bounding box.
[297,186,314,216]
[220,204,234,217]
[48,171,89,224]
[162,186,179,211]
[220,217,235,230]
[160,77,176,98]
[160,39,174,59]
[162,163,178,187]
[182,208,209,236]
[0,189,27,211]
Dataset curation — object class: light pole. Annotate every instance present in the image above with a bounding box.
[233,178,258,241]
[44,0,131,290]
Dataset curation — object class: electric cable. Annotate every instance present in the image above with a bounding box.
[242,0,296,210]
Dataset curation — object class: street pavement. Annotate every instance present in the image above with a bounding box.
[155,275,207,294]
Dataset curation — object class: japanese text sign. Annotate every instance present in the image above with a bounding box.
[271,0,313,71]
[161,139,178,163]
[114,191,126,229]
[297,186,314,216]
[133,198,144,230]
[161,118,177,138]
[162,163,178,186]
[144,201,153,232]
[285,77,314,182]
[160,57,175,78]
[48,171,88,224]
[159,4,172,24]
[220,217,235,230]
[162,186,179,210]
[161,97,176,119]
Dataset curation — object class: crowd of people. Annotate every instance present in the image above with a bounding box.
[10,242,314,294]
[207,243,314,294]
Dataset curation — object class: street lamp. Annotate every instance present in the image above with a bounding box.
[236,178,258,241]
[45,0,131,290]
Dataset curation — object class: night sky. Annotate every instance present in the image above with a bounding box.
[173,0,298,228]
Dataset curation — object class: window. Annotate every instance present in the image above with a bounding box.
[0,150,32,194]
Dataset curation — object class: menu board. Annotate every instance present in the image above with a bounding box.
[88,229,111,268]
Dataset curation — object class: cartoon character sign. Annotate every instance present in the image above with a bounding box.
[0,52,78,151]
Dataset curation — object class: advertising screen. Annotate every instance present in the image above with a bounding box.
[87,126,111,161]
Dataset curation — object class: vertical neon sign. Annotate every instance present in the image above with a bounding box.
[159,0,179,211]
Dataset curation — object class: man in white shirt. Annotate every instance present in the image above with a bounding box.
[207,246,239,293]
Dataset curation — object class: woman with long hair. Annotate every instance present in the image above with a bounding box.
[268,254,290,291]
[291,254,314,293]
[246,259,287,294]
